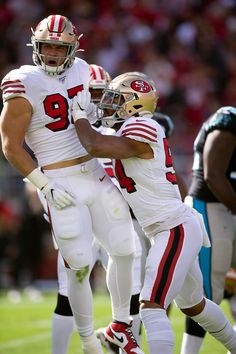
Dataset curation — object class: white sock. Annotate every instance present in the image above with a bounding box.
[192,299,236,353]
[66,268,94,336]
[81,333,104,354]
[180,333,204,354]
[140,308,174,354]
[106,254,134,323]
[131,313,142,346]
[52,313,74,354]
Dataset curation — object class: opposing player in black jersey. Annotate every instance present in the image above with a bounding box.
[181,106,236,354]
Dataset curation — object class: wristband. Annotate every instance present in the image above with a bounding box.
[73,110,88,122]
[26,168,49,190]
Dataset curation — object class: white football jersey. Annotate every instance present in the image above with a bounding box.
[114,116,190,231]
[1,58,90,166]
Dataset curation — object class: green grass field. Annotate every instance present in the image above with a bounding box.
[0,290,232,354]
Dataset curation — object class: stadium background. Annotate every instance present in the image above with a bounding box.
[0,0,235,299]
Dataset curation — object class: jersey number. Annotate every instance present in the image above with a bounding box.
[163,138,177,184]
[115,160,136,193]
[115,139,176,192]
[43,85,83,132]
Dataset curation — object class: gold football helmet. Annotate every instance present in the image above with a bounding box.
[30,14,82,75]
[98,72,159,128]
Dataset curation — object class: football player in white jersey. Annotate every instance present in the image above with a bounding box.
[0,15,144,354]
[49,63,116,354]
[49,64,143,354]
[96,110,185,354]
[72,71,236,354]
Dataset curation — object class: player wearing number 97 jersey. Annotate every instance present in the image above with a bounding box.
[0,15,141,354]
[1,57,91,167]
[73,72,236,354]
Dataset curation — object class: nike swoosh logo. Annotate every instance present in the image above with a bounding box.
[99,175,106,182]
[110,328,124,343]
[136,119,145,122]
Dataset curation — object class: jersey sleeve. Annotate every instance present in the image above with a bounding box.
[206,106,236,136]
[120,117,158,145]
[1,69,35,107]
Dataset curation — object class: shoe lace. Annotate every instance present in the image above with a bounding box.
[125,326,138,345]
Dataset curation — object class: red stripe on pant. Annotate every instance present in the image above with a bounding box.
[150,224,184,306]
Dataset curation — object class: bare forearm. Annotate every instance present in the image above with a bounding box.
[75,119,141,159]
[206,175,236,214]
[3,145,37,177]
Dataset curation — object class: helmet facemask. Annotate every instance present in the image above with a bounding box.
[98,89,127,128]
[32,41,78,75]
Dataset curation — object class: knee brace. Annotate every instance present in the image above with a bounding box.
[130,293,140,316]
[185,316,206,337]
[54,293,73,316]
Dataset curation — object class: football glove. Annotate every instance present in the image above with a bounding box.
[41,181,75,210]
[26,168,76,210]
[72,90,97,124]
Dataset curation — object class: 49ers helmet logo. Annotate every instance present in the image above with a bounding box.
[130,80,151,93]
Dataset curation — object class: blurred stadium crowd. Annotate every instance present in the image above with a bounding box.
[0,0,235,292]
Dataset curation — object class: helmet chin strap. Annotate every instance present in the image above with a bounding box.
[44,63,65,76]
[138,110,153,118]
[102,112,126,128]
[102,113,117,128]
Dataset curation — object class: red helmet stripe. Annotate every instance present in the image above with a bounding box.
[90,65,97,79]
[98,66,104,79]
[49,15,56,32]
[49,15,64,33]
[57,15,64,32]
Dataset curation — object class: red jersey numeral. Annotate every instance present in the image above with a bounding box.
[44,93,69,132]
[115,159,136,193]
[44,85,84,131]
[67,85,83,99]
[163,138,177,184]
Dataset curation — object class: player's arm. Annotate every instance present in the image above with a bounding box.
[75,118,152,159]
[1,97,75,209]
[203,129,236,214]
[0,97,37,176]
